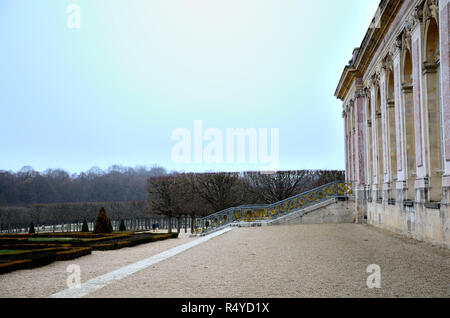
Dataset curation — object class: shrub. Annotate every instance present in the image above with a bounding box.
[28,222,35,234]
[119,220,127,231]
[81,219,89,232]
[93,207,113,234]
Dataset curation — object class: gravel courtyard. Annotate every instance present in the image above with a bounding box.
[1,224,449,298]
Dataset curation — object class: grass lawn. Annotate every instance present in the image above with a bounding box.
[28,237,77,242]
[0,250,23,254]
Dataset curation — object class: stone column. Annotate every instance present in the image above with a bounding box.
[347,103,352,181]
[347,103,354,182]
[380,66,390,201]
[354,90,367,187]
[350,100,356,181]
[441,0,450,186]
[354,87,368,223]
[370,83,378,200]
[343,108,350,181]
[364,91,372,186]
[364,88,374,204]
[439,0,450,249]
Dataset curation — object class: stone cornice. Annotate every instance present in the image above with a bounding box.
[335,0,405,101]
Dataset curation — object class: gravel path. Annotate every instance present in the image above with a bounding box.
[1,224,449,298]
[0,231,196,298]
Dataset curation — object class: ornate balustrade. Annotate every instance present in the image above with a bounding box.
[194,181,353,234]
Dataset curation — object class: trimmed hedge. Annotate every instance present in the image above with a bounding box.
[93,207,113,234]
[119,220,127,231]
[91,233,178,250]
[0,247,66,261]
[56,247,92,261]
[128,233,178,247]
[81,220,89,232]
[0,243,72,250]
[0,233,133,247]
[0,259,32,275]
[0,232,134,239]
[28,222,35,234]
[0,247,92,274]
[0,231,179,274]
[0,237,28,244]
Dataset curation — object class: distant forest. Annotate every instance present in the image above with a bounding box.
[0,167,345,230]
[0,165,167,206]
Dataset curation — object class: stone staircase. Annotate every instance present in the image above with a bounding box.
[192,181,354,236]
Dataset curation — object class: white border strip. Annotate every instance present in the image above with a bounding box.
[49,227,234,298]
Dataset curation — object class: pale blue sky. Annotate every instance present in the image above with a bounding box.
[0,0,379,174]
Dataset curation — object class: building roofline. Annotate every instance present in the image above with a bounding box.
[335,0,405,101]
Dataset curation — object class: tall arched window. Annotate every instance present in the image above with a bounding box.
[402,47,416,201]
[375,86,383,201]
[386,68,397,200]
[423,16,442,202]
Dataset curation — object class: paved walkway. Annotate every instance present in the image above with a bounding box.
[1,224,449,298]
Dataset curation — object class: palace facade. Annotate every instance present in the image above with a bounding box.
[335,0,449,247]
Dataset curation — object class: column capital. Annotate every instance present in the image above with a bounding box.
[344,104,349,113]
[381,54,393,74]
[355,88,366,99]
[413,3,424,24]
[390,42,402,60]
[369,72,380,88]
[423,0,439,23]
[401,28,412,53]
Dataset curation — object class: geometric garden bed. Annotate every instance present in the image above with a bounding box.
[0,231,179,275]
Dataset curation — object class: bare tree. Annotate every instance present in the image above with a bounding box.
[190,172,248,212]
[313,170,345,187]
[243,170,315,204]
[148,174,185,233]
[176,173,214,233]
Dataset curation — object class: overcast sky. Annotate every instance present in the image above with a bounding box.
[0,0,379,174]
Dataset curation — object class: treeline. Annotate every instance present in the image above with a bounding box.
[0,168,344,232]
[149,170,344,232]
[0,165,167,205]
[0,200,150,231]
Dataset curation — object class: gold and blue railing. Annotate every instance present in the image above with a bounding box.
[194,181,353,235]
